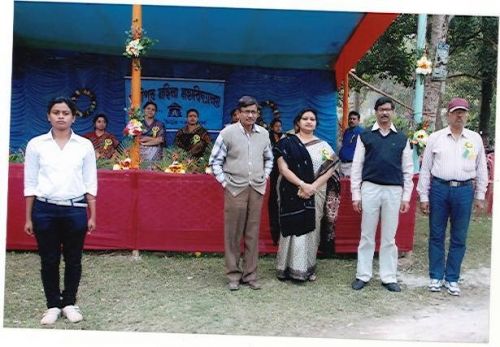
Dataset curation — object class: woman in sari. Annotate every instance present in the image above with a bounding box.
[274,108,341,282]
[83,114,120,159]
[140,101,165,167]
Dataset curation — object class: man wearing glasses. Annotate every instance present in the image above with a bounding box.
[350,96,414,292]
[209,96,273,291]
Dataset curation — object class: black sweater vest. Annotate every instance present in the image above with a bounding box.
[359,129,407,186]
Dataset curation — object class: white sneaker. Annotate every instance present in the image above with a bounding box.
[40,307,61,325]
[62,305,83,323]
[428,279,443,292]
[444,281,461,296]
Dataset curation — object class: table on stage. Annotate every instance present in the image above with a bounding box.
[6,163,418,253]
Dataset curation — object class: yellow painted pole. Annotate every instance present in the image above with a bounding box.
[129,4,142,171]
[131,4,142,109]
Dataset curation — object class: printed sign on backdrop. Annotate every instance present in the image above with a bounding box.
[125,77,225,131]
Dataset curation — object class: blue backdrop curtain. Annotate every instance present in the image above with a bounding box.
[10,47,338,151]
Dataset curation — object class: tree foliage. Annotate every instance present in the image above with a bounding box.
[447,16,497,140]
[353,14,497,144]
[354,14,417,89]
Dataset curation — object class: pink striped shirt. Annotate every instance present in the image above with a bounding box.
[417,126,488,202]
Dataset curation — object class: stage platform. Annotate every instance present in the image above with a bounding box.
[6,163,418,254]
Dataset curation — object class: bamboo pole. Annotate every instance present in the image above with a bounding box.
[348,71,414,112]
[131,5,142,109]
[131,4,142,259]
[341,71,349,132]
[129,5,142,171]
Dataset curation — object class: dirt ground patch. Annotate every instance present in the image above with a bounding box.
[311,267,491,343]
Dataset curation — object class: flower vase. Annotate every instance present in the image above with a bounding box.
[130,135,141,169]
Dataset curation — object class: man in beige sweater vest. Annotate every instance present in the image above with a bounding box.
[209,96,274,291]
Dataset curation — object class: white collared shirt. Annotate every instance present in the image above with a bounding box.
[417,126,488,202]
[24,129,98,199]
[350,122,414,201]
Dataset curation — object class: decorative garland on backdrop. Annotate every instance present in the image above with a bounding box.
[70,88,97,117]
[258,100,281,128]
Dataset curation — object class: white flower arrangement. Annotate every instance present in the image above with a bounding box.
[123,21,158,69]
[416,55,433,75]
[124,39,145,58]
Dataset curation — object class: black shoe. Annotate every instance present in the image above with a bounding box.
[382,282,401,292]
[245,280,262,290]
[351,278,367,290]
[228,281,240,291]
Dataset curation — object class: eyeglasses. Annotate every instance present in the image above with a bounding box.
[240,110,259,115]
[377,108,393,113]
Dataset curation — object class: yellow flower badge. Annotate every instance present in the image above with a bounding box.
[463,141,476,160]
[103,138,113,150]
[321,148,333,161]
[152,126,160,138]
[192,134,201,145]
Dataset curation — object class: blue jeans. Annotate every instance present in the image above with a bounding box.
[428,180,474,282]
[32,200,88,309]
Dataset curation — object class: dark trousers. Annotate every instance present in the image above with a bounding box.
[32,200,88,309]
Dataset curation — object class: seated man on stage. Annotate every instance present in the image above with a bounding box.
[174,108,212,158]
[83,113,121,159]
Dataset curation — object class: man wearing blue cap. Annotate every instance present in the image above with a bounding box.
[417,97,488,296]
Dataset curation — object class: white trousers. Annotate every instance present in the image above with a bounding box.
[340,162,352,177]
[356,181,402,283]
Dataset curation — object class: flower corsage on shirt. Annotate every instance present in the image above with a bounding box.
[463,141,476,160]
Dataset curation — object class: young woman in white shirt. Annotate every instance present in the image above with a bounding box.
[24,96,97,325]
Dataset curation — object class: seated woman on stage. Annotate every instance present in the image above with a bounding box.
[140,101,165,165]
[274,108,341,282]
[83,113,120,159]
[174,108,211,158]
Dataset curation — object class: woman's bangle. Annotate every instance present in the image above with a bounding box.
[298,180,304,189]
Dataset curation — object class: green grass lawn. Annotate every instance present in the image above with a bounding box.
[3,213,492,337]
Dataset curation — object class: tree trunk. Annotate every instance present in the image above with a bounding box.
[478,17,495,143]
[479,75,493,138]
[353,90,361,112]
[423,15,450,130]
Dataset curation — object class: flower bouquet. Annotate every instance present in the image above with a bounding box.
[408,119,431,156]
[150,145,213,174]
[123,21,158,69]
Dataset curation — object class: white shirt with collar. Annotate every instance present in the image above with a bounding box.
[417,126,488,202]
[350,122,414,202]
[24,129,97,200]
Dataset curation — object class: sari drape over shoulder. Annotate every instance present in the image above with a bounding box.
[274,135,341,280]
[273,135,316,237]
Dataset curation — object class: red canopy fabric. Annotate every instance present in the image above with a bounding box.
[334,13,399,87]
